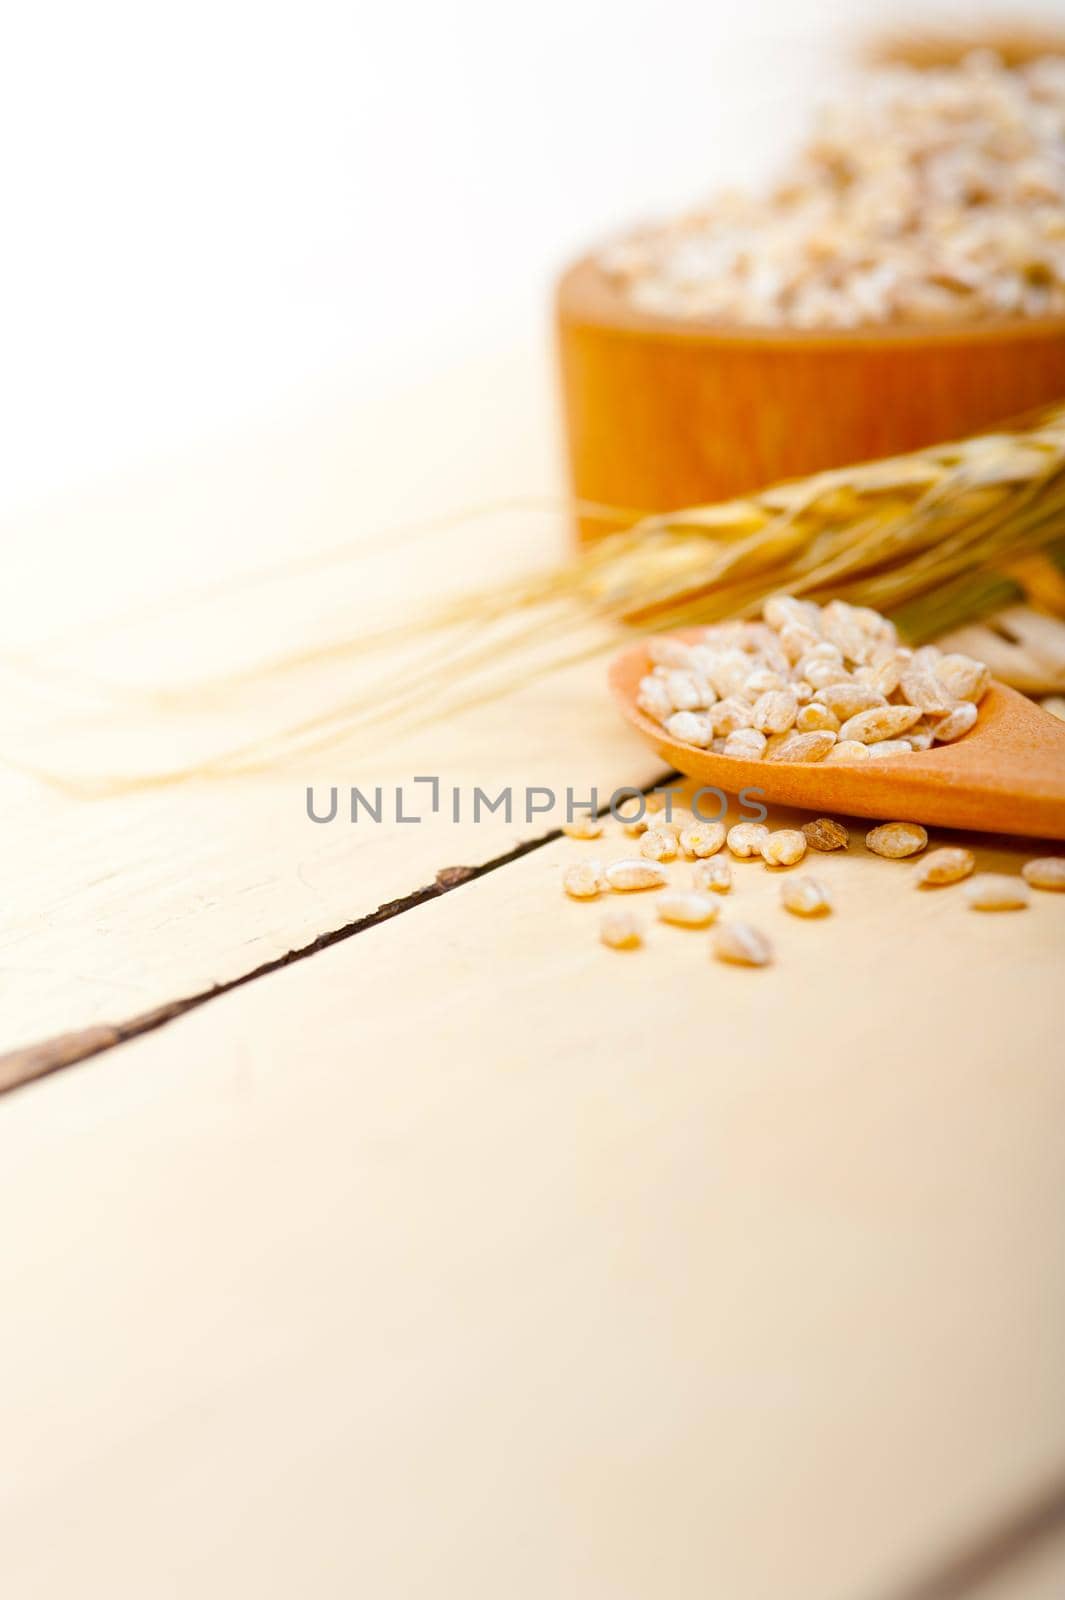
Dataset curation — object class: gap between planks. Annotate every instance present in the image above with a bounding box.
[877,1470,1065,1600]
[0,775,678,1097]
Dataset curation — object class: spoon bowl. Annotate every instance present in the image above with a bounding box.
[610,629,1065,838]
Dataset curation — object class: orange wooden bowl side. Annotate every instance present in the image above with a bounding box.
[557,254,1065,540]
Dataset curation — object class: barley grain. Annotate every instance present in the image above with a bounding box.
[727,822,770,859]
[824,739,871,762]
[796,702,840,733]
[753,688,799,734]
[723,728,768,760]
[802,816,849,851]
[815,683,887,720]
[780,875,833,916]
[693,857,732,893]
[931,702,979,742]
[679,821,727,858]
[665,710,713,747]
[563,861,605,898]
[866,821,928,858]
[657,891,719,928]
[605,859,669,891]
[712,921,773,967]
[765,729,837,762]
[866,739,915,758]
[914,846,975,886]
[964,874,1030,910]
[1022,857,1065,891]
[562,814,602,840]
[640,827,679,862]
[838,705,923,744]
[899,661,956,715]
[600,909,643,949]
[760,829,807,867]
[934,653,991,704]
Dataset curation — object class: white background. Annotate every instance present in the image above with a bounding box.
[2,0,1063,519]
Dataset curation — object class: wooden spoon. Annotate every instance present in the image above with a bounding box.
[610,630,1065,838]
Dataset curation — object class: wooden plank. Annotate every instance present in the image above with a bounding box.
[0,801,1062,1598]
[0,349,670,1053]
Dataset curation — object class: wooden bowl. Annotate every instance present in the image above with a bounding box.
[557,253,1065,540]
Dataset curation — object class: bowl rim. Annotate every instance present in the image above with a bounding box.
[558,252,1065,351]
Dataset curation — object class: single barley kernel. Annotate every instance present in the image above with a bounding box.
[964,874,1030,910]
[693,857,732,893]
[914,846,975,886]
[656,890,720,928]
[872,657,903,698]
[679,820,727,858]
[605,858,669,891]
[800,641,844,668]
[752,687,799,734]
[1022,857,1065,891]
[712,921,773,967]
[838,705,923,744]
[867,739,916,758]
[899,660,956,715]
[703,649,752,699]
[665,669,707,712]
[647,637,694,670]
[563,861,605,898]
[802,817,849,851]
[712,696,756,735]
[866,821,928,859]
[562,814,602,840]
[905,724,935,751]
[796,702,839,733]
[636,677,673,722]
[803,659,851,690]
[780,875,833,916]
[814,682,887,720]
[779,622,821,664]
[934,653,991,704]
[640,826,679,862]
[760,828,807,867]
[600,909,643,949]
[744,668,786,697]
[727,821,770,859]
[723,728,768,760]
[821,599,872,664]
[824,739,871,762]
[931,701,978,743]
[665,710,713,747]
[765,594,818,632]
[617,796,649,835]
[765,729,837,762]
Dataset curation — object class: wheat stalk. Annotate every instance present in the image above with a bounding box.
[22,404,1065,793]
[209,402,1065,763]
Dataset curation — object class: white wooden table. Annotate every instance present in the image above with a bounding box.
[1,351,1063,1600]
